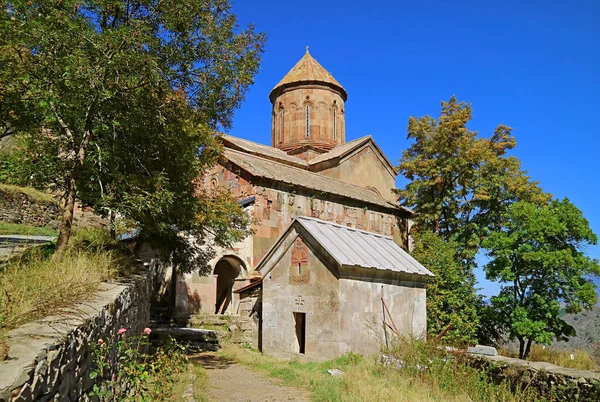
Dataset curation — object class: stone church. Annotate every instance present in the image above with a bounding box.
[176,49,433,358]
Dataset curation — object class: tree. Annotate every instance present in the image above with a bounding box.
[397,97,549,342]
[0,0,266,259]
[411,231,479,345]
[483,199,600,359]
[397,96,549,265]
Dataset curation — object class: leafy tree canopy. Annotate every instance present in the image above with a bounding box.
[411,231,479,345]
[397,96,549,265]
[0,0,266,265]
[483,199,600,358]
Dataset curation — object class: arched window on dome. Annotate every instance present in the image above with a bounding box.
[333,106,337,141]
[278,107,284,143]
[305,104,310,138]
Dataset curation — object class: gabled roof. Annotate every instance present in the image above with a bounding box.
[297,217,433,276]
[219,133,308,168]
[256,216,433,279]
[269,48,347,102]
[224,148,409,213]
[308,135,398,176]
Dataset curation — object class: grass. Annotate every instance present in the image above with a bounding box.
[0,183,56,204]
[499,344,598,371]
[0,221,58,236]
[0,228,134,344]
[217,341,542,402]
[169,360,209,401]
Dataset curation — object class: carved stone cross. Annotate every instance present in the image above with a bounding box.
[294,295,305,311]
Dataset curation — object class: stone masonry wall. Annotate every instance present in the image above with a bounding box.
[467,353,600,401]
[204,163,410,268]
[0,274,151,402]
[0,187,60,229]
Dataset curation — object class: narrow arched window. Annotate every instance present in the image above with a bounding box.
[333,108,337,140]
[305,105,310,138]
[278,108,284,143]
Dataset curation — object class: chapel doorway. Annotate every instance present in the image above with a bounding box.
[213,256,244,314]
[294,312,306,354]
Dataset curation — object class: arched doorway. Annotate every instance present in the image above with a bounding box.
[213,255,245,314]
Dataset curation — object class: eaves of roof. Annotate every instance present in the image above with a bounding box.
[222,148,412,215]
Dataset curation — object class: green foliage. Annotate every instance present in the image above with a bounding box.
[221,342,540,402]
[397,96,549,264]
[91,329,187,401]
[0,222,58,236]
[411,231,479,345]
[397,97,551,346]
[483,199,600,358]
[384,337,540,401]
[0,0,266,258]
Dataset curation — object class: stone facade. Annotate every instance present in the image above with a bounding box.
[175,50,430,360]
[269,49,347,156]
[253,219,430,360]
[271,84,345,154]
[312,142,398,203]
[205,163,410,275]
[0,275,151,402]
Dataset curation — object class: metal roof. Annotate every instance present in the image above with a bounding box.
[296,217,433,277]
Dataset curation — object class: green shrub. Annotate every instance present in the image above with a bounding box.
[91,329,188,401]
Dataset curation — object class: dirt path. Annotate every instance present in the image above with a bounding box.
[191,352,309,402]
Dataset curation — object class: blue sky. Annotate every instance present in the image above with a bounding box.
[226,0,600,298]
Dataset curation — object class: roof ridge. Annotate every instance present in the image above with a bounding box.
[219,133,309,168]
[224,148,402,210]
[308,135,373,165]
[296,216,393,240]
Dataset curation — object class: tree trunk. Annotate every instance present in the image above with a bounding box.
[518,338,525,359]
[169,259,177,320]
[523,339,533,359]
[54,175,78,260]
[54,129,92,260]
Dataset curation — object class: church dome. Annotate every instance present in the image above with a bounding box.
[270,49,347,159]
[269,47,347,103]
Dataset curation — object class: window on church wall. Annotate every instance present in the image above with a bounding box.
[333,108,337,140]
[278,107,284,143]
[305,105,310,138]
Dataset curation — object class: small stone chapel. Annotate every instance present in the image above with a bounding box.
[174,48,433,358]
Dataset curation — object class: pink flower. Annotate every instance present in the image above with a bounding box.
[117,328,127,336]
[143,328,152,335]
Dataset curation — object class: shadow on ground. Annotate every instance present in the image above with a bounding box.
[190,353,235,370]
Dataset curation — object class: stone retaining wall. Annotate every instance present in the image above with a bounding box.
[0,274,151,402]
[0,187,60,229]
[467,353,600,401]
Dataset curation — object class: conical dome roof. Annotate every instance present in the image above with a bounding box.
[269,48,347,102]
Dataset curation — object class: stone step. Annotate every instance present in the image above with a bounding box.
[150,327,220,352]
[189,314,244,326]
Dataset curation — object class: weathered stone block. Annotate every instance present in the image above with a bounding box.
[468,345,498,356]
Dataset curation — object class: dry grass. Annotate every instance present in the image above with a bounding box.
[0,183,56,204]
[0,251,116,339]
[218,342,541,402]
[499,344,598,371]
[0,228,135,344]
